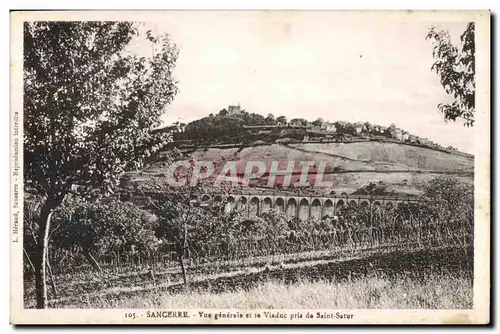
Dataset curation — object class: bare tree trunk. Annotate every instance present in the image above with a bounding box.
[150,268,158,293]
[34,201,54,309]
[46,254,58,299]
[82,248,103,273]
[23,247,36,274]
[178,219,188,285]
[178,251,187,285]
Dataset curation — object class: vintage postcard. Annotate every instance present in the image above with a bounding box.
[10,10,490,324]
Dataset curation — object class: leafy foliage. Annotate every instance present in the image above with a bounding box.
[24,21,180,308]
[352,182,397,196]
[419,176,474,229]
[137,155,242,271]
[178,107,267,143]
[24,21,180,200]
[51,198,160,257]
[426,23,475,126]
[23,196,160,272]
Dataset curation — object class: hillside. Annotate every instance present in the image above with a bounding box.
[125,139,474,197]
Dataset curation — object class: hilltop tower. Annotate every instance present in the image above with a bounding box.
[227,103,242,115]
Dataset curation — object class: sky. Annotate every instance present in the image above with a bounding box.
[128,12,474,153]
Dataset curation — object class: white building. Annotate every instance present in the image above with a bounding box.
[325,123,337,133]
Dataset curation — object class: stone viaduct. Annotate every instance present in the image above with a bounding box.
[197,192,419,221]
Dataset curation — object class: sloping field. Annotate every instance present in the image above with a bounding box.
[136,141,473,195]
[290,142,473,171]
[174,142,473,173]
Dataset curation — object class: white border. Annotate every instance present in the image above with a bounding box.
[3,2,496,331]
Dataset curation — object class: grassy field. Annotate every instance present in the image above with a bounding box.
[70,269,473,309]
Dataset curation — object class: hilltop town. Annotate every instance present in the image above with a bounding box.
[157,105,466,156]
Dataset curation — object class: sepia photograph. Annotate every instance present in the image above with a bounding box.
[10,10,490,324]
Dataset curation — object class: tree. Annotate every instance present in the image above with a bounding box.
[218,108,228,116]
[311,118,324,128]
[385,123,398,139]
[213,116,245,142]
[426,23,475,127]
[184,117,215,141]
[244,112,266,125]
[342,122,357,136]
[420,176,474,229]
[139,157,239,284]
[50,197,159,273]
[24,22,179,308]
[363,122,373,134]
[260,209,289,238]
[290,118,308,127]
[265,113,276,125]
[276,116,287,125]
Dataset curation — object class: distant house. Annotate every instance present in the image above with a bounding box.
[354,123,364,135]
[325,123,337,133]
[394,128,403,141]
[402,132,410,141]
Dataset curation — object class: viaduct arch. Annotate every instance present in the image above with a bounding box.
[210,192,418,221]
